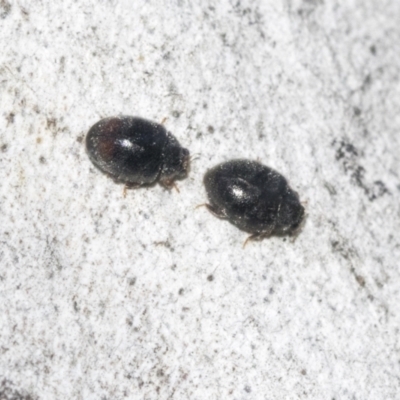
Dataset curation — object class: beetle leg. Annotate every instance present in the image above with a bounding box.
[195,203,223,217]
[160,178,180,193]
[197,203,227,219]
[114,169,141,197]
[242,227,274,248]
[122,182,141,197]
[242,233,259,248]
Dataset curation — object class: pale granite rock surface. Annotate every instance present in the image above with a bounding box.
[1,0,400,399]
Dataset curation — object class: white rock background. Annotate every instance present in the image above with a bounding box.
[1,0,400,399]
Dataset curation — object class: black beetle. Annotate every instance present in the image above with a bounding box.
[203,159,304,242]
[86,116,190,188]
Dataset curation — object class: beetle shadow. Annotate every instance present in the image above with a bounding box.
[199,205,307,247]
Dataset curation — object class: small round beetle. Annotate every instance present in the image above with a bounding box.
[86,116,190,188]
[203,159,304,242]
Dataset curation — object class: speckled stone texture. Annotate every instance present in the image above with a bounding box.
[1,1,400,399]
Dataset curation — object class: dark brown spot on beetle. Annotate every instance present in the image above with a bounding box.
[98,134,118,162]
